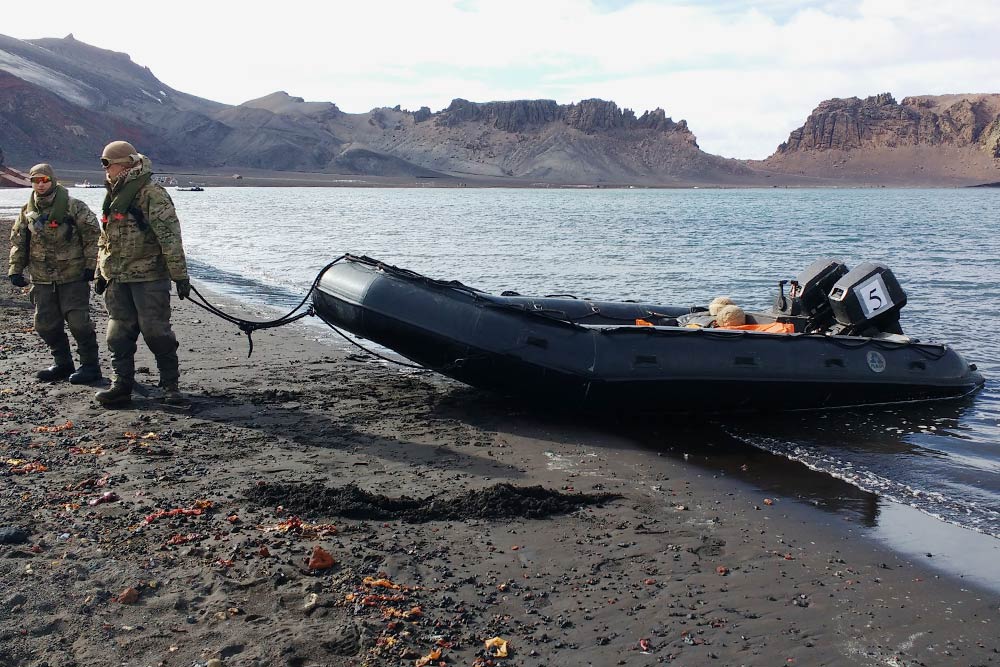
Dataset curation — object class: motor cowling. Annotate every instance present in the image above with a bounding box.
[773,258,849,330]
[828,262,907,335]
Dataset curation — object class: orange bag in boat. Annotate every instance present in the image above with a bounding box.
[635,319,654,327]
[717,322,795,334]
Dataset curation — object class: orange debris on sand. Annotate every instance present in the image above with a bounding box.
[308,546,335,570]
[485,636,509,657]
[9,461,48,474]
[144,508,204,524]
[123,431,158,440]
[415,647,442,666]
[363,576,401,589]
[263,516,337,537]
[33,420,73,433]
[116,587,140,604]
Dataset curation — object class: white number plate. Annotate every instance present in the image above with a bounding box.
[853,274,893,319]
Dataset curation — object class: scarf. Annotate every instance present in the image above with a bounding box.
[25,186,69,234]
[102,172,150,223]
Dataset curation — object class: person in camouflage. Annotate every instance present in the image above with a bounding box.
[93,141,191,407]
[8,164,103,384]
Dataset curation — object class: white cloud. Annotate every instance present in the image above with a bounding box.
[2,0,997,158]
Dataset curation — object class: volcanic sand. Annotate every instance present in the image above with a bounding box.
[1,219,997,667]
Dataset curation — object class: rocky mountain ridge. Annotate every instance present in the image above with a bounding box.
[761,93,1000,183]
[0,33,742,185]
[2,33,999,186]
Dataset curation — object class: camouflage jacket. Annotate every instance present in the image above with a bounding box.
[97,155,189,283]
[8,187,101,284]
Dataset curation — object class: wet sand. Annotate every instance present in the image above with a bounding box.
[1,218,998,667]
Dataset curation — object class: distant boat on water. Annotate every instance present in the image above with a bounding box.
[74,180,102,188]
[176,186,204,191]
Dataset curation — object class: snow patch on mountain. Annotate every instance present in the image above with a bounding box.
[0,48,99,108]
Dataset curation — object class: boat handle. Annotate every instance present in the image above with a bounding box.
[526,336,549,349]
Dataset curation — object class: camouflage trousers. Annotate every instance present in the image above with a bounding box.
[104,279,179,387]
[30,280,99,368]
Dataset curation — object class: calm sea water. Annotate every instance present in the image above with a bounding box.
[4,185,998,561]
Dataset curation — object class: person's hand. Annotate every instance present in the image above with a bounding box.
[8,274,28,288]
[175,279,191,300]
[94,276,108,295]
[82,268,95,282]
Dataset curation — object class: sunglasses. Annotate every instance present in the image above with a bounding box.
[100,157,132,168]
[31,176,51,184]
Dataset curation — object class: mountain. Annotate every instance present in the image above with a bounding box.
[760,93,1000,185]
[2,34,999,186]
[0,33,770,185]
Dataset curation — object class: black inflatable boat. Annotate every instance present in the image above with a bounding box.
[312,255,984,413]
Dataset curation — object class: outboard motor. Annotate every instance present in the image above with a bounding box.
[773,258,849,330]
[828,262,907,335]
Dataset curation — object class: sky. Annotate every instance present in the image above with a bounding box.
[4,0,999,159]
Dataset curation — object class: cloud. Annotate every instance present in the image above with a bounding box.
[3,0,997,158]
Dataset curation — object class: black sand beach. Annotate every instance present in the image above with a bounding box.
[1,216,998,667]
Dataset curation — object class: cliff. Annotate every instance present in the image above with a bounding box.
[437,98,694,138]
[761,93,1000,184]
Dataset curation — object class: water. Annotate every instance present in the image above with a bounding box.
[4,185,999,557]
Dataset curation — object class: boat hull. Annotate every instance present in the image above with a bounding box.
[313,257,985,413]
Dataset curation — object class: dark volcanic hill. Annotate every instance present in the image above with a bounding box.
[0,33,770,186]
[759,93,1000,185]
[2,34,999,186]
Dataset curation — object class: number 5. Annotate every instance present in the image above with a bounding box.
[868,288,883,311]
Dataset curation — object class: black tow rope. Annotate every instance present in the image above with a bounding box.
[184,255,346,358]
[182,255,428,370]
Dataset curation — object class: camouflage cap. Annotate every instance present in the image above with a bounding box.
[716,304,746,327]
[28,163,57,185]
[101,140,138,165]
[29,163,56,179]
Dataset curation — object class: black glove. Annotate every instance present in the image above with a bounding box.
[9,274,28,288]
[94,276,108,295]
[82,268,95,282]
[175,279,191,300]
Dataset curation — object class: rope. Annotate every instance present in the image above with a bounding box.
[183,254,440,369]
[311,308,429,370]
[184,255,347,357]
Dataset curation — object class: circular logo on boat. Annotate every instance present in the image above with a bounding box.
[866,351,886,374]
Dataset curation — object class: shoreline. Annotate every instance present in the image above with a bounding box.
[2,167,995,190]
[2,216,998,666]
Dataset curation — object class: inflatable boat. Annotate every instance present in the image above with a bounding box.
[312,255,984,413]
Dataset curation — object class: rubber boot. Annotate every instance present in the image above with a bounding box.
[69,365,103,385]
[37,323,74,382]
[160,382,186,406]
[95,380,133,407]
[37,364,75,382]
